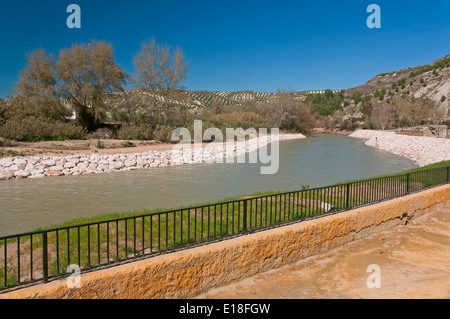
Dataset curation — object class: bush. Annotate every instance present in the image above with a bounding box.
[122,140,136,148]
[153,125,173,142]
[85,127,116,140]
[117,124,154,140]
[0,116,85,141]
[441,95,447,102]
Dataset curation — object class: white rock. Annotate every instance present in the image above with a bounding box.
[13,158,27,166]
[6,165,19,171]
[109,161,124,170]
[14,170,31,178]
[25,164,36,171]
[0,158,14,167]
[27,174,45,179]
[64,161,76,169]
[42,159,56,167]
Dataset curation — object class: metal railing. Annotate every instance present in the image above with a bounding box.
[1,165,449,291]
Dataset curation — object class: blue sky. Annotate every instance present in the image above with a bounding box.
[1,0,450,98]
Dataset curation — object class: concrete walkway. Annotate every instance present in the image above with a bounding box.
[196,204,450,299]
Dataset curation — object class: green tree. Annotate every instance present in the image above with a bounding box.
[352,91,362,105]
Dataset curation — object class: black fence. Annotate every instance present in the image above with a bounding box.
[1,165,449,291]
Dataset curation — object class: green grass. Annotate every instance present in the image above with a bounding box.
[338,160,450,185]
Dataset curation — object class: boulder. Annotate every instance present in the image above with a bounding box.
[14,170,31,178]
[42,159,56,167]
[0,158,14,167]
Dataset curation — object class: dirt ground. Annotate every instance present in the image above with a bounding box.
[195,204,450,299]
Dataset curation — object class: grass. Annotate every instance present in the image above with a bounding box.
[0,160,448,289]
[338,160,450,185]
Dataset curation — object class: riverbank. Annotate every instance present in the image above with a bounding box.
[0,133,306,181]
[349,129,450,167]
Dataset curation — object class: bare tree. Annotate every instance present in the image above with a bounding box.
[370,102,394,130]
[264,90,315,133]
[132,38,189,129]
[55,41,126,131]
[14,49,69,120]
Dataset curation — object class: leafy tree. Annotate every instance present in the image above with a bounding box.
[305,90,343,116]
[352,91,362,105]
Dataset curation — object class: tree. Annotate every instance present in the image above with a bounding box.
[264,90,315,133]
[132,38,189,129]
[14,49,69,120]
[55,41,126,131]
[352,91,362,105]
[370,102,394,130]
[294,105,316,134]
[392,97,434,128]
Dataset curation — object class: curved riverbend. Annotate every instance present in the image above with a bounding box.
[0,134,418,236]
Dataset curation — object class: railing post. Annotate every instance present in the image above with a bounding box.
[447,166,449,183]
[243,200,248,233]
[42,231,48,284]
[346,183,350,209]
[406,173,410,194]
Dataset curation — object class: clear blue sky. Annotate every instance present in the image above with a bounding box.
[1,0,450,98]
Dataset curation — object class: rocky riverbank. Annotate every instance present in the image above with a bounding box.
[349,130,450,166]
[0,133,306,180]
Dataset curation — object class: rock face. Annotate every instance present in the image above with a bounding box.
[349,129,450,166]
[0,133,306,181]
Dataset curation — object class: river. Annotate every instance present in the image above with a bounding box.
[0,134,418,236]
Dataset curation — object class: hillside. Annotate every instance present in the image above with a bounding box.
[43,55,450,133]
[344,55,450,121]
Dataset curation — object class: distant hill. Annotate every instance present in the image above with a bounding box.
[345,54,450,120]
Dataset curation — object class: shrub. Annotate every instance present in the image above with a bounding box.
[85,127,116,140]
[0,116,85,141]
[122,140,136,148]
[153,125,173,142]
[117,124,154,140]
[442,95,447,102]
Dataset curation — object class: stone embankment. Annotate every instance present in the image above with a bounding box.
[350,129,450,166]
[0,134,305,181]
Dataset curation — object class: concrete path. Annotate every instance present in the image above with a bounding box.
[196,204,450,299]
